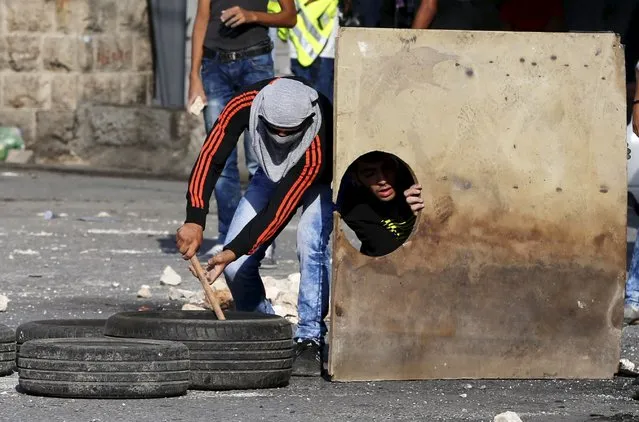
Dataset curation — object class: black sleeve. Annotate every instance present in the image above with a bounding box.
[341,203,403,257]
[224,135,326,257]
[184,81,271,229]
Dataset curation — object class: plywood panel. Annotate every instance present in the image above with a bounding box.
[328,28,627,381]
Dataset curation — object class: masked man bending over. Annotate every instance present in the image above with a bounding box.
[176,77,333,377]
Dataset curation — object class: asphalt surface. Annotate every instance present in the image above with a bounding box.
[0,169,638,422]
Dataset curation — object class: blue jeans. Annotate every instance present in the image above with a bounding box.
[626,242,639,307]
[201,52,274,244]
[223,169,334,341]
[290,57,334,104]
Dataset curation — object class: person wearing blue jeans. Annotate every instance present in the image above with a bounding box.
[223,170,333,341]
[625,60,639,321]
[287,2,339,103]
[188,0,296,262]
[177,77,334,376]
[201,53,272,244]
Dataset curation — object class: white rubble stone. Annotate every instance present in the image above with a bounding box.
[494,411,523,422]
[137,285,152,298]
[215,278,229,290]
[168,287,196,301]
[160,265,182,285]
[276,292,298,307]
[190,290,206,303]
[182,303,206,311]
[262,276,279,288]
[272,304,297,319]
[287,272,301,284]
[265,285,280,301]
[0,295,8,312]
[619,358,636,372]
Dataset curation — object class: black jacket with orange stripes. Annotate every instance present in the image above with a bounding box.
[185,76,333,258]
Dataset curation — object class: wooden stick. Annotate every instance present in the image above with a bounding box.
[189,256,226,321]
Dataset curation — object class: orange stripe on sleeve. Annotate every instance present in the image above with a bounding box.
[193,96,256,205]
[188,92,257,208]
[189,92,256,207]
[188,94,251,207]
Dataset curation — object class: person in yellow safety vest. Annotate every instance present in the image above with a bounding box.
[271,0,340,103]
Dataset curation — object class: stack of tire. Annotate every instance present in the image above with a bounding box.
[15,319,107,355]
[104,310,295,390]
[18,338,190,398]
[0,324,16,376]
[4,310,294,398]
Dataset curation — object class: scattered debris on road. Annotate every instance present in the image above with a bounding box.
[494,411,523,422]
[160,265,182,286]
[168,287,196,301]
[618,358,639,377]
[12,249,39,256]
[0,295,8,312]
[181,303,206,311]
[136,285,152,298]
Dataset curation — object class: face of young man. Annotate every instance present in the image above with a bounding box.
[355,158,398,202]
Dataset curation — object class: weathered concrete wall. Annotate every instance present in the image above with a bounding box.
[329,28,627,380]
[0,0,166,167]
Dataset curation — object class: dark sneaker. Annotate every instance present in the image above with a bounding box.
[292,339,321,377]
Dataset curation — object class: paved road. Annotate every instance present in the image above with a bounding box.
[0,169,638,422]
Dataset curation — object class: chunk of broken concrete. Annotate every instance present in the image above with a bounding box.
[618,358,639,377]
[0,295,8,312]
[275,292,298,307]
[182,303,206,311]
[168,287,196,301]
[160,266,182,286]
[137,285,152,298]
[494,411,523,422]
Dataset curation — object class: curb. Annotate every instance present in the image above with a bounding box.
[0,162,189,182]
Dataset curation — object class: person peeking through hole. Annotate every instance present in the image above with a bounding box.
[336,151,424,257]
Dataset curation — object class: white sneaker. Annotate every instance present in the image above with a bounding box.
[205,244,224,257]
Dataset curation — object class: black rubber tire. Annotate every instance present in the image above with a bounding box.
[188,348,294,361]
[181,339,294,351]
[0,324,14,343]
[0,343,16,352]
[0,324,16,376]
[104,311,292,341]
[16,319,107,345]
[0,361,13,376]
[190,358,293,371]
[0,351,15,361]
[104,310,294,390]
[18,338,190,398]
[191,369,292,390]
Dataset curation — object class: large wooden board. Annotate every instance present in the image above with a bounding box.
[328,28,627,381]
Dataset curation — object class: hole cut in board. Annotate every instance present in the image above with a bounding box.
[335,151,420,257]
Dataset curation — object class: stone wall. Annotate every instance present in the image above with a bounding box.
[0,0,174,168]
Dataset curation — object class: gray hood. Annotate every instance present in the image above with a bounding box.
[249,79,322,182]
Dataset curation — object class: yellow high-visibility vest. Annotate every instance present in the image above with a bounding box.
[267,0,280,13]
[289,0,338,67]
[267,0,290,41]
